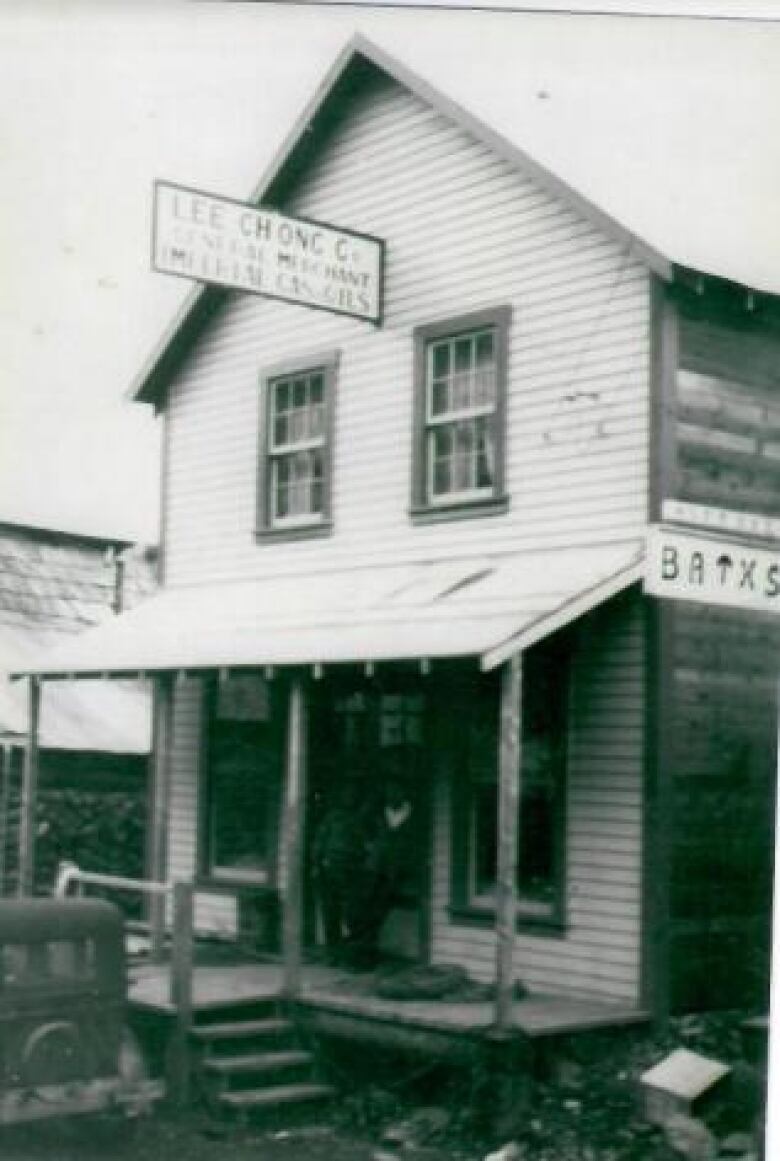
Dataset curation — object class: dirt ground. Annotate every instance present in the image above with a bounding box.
[0,1112,459,1161]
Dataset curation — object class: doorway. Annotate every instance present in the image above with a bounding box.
[307,670,431,964]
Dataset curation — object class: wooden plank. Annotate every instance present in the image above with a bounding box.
[282,675,308,998]
[18,678,40,897]
[494,653,522,1031]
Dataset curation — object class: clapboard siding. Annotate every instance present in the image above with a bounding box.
[430,591,645,1003]
[162,70,650,585]
[166,677,237,935]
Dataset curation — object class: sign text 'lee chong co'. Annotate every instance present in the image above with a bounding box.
[152,182,384,323]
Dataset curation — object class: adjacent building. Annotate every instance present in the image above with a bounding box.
[0,520,154,893]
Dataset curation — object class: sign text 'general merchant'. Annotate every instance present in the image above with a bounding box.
[152,182,384,323]
[644,525,780,615]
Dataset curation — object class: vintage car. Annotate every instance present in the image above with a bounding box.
[0,896,161,1125]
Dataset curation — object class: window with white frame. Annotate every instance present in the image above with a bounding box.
[412,307,510,519]
[258,356,336,536]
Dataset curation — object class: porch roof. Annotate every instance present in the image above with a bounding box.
[14,540,644,680]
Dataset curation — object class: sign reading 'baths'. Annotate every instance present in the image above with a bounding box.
[645,524,780,614]
[152,181,384,322]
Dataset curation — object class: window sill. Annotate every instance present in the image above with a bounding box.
[197,875,277,897]
[255,521,333,545]
[447,903,566,937]
[409,495,509,526]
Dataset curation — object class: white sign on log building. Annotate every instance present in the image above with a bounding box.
[645,523,780,614]
[152,181,384,322]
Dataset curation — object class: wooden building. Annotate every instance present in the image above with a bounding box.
[0,521,154,895]
[19,34,779,1020]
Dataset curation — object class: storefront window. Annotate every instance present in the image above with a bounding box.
[453,639,567,921]
[205,674,281,883]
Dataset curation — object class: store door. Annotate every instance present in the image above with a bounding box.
[308,673,430,964]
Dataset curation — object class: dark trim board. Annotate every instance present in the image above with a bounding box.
[648,276,679,523]
[640,597,674,1021]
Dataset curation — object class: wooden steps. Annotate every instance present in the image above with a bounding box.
[220,1081,334,1113]
[190,1001,335,1125]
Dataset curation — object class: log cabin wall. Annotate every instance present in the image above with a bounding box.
[666,295,780,1010]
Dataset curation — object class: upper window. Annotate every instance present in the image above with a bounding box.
[258,354,337,539]
[412,307,510,521]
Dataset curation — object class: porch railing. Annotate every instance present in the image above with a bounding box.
[54,861,195,1105]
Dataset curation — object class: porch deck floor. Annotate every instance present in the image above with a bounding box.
[128,959,649,1039]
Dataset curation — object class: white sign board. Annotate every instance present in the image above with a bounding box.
[645,524,780,614]
[153,181,384,322]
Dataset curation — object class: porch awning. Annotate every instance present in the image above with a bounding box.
[1,626,151,752]
[14,541,644,680]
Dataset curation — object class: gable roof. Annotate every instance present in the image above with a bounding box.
[133,28,779,409]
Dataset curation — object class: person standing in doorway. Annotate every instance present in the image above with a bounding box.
[349,774,415,966]
[312,780,365,963]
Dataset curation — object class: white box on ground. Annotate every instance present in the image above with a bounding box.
[639,1048,731,1127]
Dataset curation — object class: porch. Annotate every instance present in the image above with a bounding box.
[128,954,650,1048]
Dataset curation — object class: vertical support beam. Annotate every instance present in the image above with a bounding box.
[649,274,679,523]
[643,277,679,1021]
[168,879,194,1106]
[282,674,308,999]
[494,653,522,1032]
[642,597,675,1022]
[764,677,780,1161]
[148,674,173,961]
[18,678,41,897]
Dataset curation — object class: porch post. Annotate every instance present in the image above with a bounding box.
[282,673,308,998]
[18,677,41,897]
[494,653,522,1031]
[149,674,173,961]
[168,879,195,1106]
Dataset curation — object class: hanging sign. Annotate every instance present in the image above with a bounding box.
[644,524,780,614]
[152,181,384,322]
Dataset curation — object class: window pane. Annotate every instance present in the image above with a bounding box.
[432,343,450,379]
[454,337,472,373]
[430,379,450,417]
[310,373,324,403]
[292,378,307,409]
[473,782,498,897]
[476,419,495,488]
[475,330,494,367]
[274,414,288,447]
[275,381,290,413]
